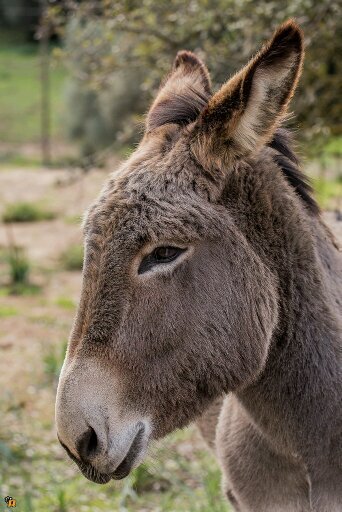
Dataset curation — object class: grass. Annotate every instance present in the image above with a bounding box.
[3,202,56,223]
[0,246,41,295]
[323,136,342,157]
[60,244,84,271]
[63,214,82,226]
[29,314,58,327]
[55,296,76,310]
[0,33,66,145]
[43,340,68,384]
[0,305,18,318]
[7,283,41,296]
[0,153,43,168]
[6,246,30,284]
[201,468,227,512]
[0,420,230,512]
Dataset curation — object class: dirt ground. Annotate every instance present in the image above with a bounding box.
[0,166,341,512]
[0,167,108,395]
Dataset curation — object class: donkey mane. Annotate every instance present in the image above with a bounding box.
[149,85,318,215]
[269,128,319,215]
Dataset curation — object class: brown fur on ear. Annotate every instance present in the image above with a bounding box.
[173,50,211,94]
[146,50,211,132]
[192,20,304,168]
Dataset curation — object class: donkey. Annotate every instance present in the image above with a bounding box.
[56,20,342,511]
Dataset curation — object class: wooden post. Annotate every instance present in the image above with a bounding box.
[39,2,51,166]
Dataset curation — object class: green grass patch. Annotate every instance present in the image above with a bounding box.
[29,314,57,326]
[60,244,83,271]
[0,304,18,318]
[55,296,76,310]
[0,153,43,168]
[313,176,342,210]
[200,468,227,512]
[6,245,30,284]
[0,424,230,512]
[3,202,56,223]
[0,438,26,463]
[0,39,67,144]
[0,246,41,295]
[0,281,41,297]
[8,282,41,296]
[63,214,82,225]
[322,136,342,158]
[43,340,67,384]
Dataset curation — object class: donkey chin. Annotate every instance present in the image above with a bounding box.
[57,422,149,484]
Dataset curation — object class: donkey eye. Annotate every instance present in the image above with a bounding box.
[153,246,183,262]
[138,246,186,274]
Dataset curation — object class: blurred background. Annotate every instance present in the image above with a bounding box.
[0,1,341,511]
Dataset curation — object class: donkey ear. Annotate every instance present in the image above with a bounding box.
[192,20,304,166]
[146,51,211,132]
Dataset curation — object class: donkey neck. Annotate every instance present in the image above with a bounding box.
[222,152,342,461]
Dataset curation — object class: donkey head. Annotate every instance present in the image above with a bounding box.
[56,21,303,483]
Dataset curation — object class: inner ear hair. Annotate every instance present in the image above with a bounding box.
[173,50,211,95]
[193,19,304,164]
[146,51,211,132]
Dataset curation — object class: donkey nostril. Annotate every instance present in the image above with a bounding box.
[87,427,98,455]
[77,427,99,462]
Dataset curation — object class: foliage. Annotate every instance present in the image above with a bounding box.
[61,15,147,160]
[313,175,342,210]
[48,0,341,156]
[0,34,66,145]
[6,245,30,285]
[0,0,41,38]
[60,244,84,271]
[320,136,342,158]
[0,304,18,318]
[43,340,67,384]
[0,244,42,295]
[55,296,75,310]
[3,202,56,223]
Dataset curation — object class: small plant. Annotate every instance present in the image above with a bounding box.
[132,463,170,494]
[202,468,228,512]
[23,492,34,512]
[43,340,68,384]
[60,244,83,271]
[2,244,39,295]
[7,246,30,285]
[56,488,67,512]
[3,202,55,223]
